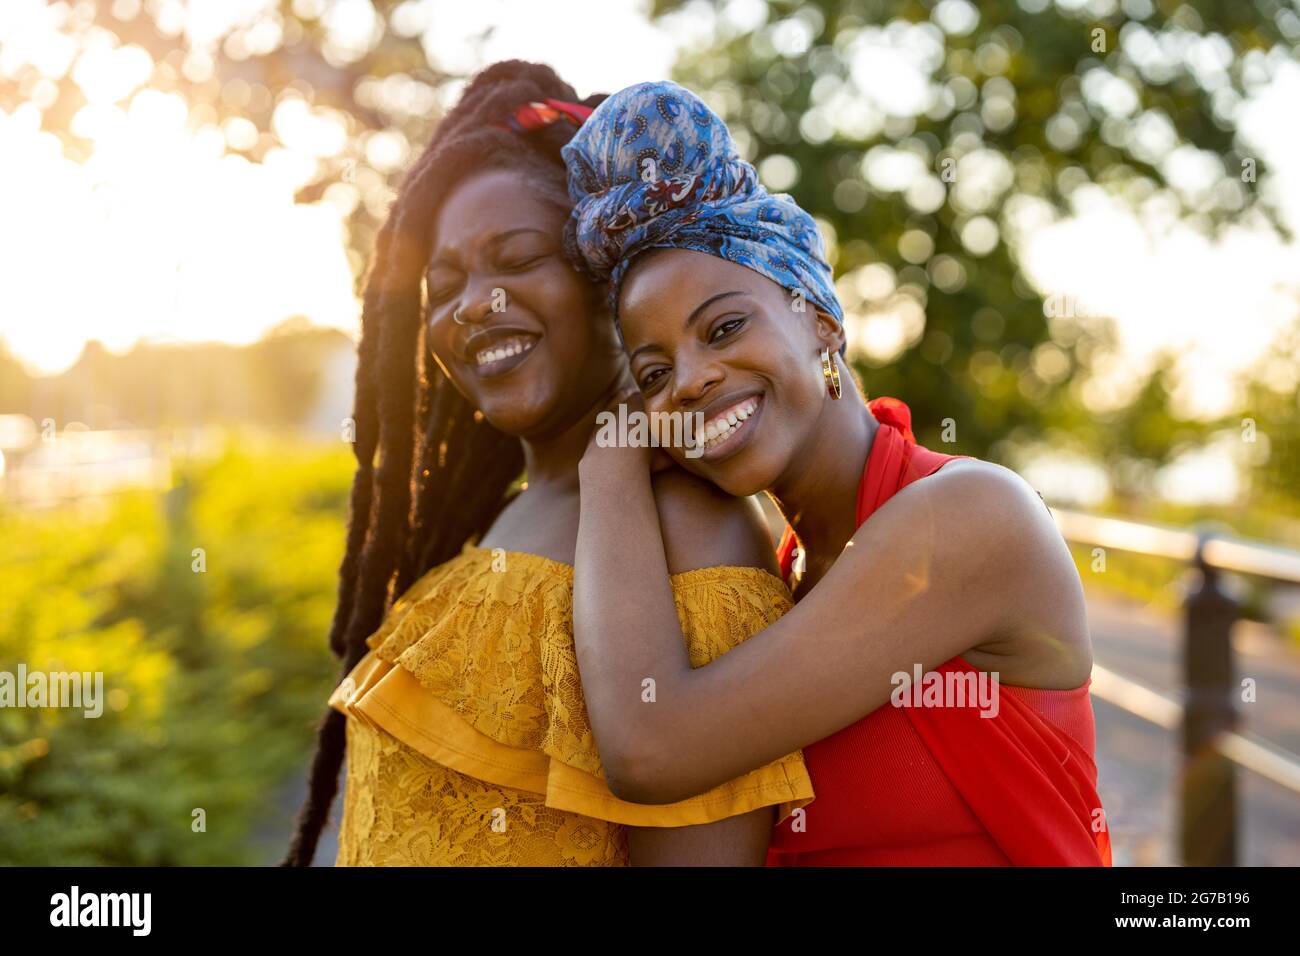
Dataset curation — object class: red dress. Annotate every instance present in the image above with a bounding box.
[765,397,1112,866]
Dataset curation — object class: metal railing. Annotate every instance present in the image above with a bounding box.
[1052,507,1300,866]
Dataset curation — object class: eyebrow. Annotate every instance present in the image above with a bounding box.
[427,227,549,270]
[686,290,745,330]
[627,290,747,363]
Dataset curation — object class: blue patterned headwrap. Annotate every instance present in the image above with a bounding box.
[560,80,842,326]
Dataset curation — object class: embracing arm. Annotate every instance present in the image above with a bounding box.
[623,467,785,865]
[574,450,1087,805]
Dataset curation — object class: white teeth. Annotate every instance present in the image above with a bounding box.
[704,398,757,434]
[698,396,760,451]
[706,423,734,449]
[476,337,535,367]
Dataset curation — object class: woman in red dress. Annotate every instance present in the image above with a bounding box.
[561,81,1111,865]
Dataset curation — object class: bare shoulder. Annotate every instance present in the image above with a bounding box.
[892,458,1059,553]
[650,467,781,577]
[922,457,1048,518]
[889,458,1094,688]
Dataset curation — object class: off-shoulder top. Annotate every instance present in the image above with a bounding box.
[330,543,814,866]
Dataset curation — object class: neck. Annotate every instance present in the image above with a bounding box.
[769,390,878,565]
[518,369,628,494]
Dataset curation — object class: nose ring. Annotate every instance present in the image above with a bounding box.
[452,306,468,325]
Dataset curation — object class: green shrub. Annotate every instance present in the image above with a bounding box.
[0,436,349,864]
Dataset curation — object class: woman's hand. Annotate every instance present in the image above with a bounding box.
[581,379,675,478]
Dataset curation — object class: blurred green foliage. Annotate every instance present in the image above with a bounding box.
[8,0,1297,516]
[652,0,1299,497]
[0,439,349,865]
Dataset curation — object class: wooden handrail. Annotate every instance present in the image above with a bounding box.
[1050,507,1300,585]
[1048,504,1300,865]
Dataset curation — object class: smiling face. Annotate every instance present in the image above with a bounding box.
[619,247,846,497]
[424,167,622,439]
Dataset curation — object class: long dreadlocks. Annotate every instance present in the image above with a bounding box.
[282,60,605,866]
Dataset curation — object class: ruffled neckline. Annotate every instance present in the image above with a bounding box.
[331,542,814,828]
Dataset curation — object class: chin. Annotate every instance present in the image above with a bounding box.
[479,395,554,437]
[469,364,565,434]
[678,455,766,499]
[717,472,770,499]
[729,446,793,497]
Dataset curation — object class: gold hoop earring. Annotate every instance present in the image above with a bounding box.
[821,348,842,400]
[452,307,468,325]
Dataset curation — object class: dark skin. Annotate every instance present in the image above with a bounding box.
[425,171,781,864]
[573,248,1095,804]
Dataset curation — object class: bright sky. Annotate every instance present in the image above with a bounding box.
[1,0,1297,465]
[0,0,677,374]
[1018,60,1300,422]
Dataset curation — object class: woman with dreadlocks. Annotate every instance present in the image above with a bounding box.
[281,62,813,867]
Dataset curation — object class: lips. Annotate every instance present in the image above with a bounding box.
[461,326,541,378]
[474,335,535,367]
[687,392,763,458]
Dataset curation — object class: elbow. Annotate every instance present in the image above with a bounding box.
[604,767,689,807]
[604,768,674,806]
[599,734,695,806]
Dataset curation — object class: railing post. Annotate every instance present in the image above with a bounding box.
[1180,532,1239,866]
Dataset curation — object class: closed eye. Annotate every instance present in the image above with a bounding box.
[427,282,461,305]
[501,253,550,272]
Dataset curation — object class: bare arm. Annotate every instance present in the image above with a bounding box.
[628,807,774,866]
[574,446,1090,805]
[619,467,786,864]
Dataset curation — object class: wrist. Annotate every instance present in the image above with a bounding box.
[579,445,649,487]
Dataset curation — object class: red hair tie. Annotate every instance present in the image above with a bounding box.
[500,98,593,133]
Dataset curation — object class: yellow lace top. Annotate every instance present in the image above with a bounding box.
[330,543,814,866]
